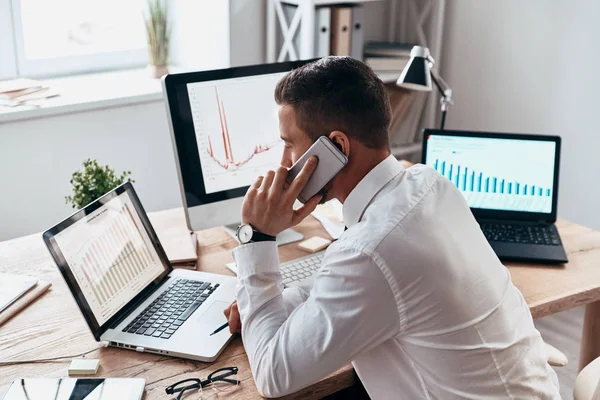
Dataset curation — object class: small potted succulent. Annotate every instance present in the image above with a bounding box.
[65,159,134,209]
[144,0,171,78]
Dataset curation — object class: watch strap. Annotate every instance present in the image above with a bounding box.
[250,229,276,243]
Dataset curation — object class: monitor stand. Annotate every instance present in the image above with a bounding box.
[224,224,304,246]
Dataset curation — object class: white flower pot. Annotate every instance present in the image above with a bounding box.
[148,64,169,79]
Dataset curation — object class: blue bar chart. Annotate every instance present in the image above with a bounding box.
[425,134,556,213]
[433,159,552,197]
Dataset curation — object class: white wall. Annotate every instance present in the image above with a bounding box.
[169,0,231,70]
[170,0,267,70]
[442,1,600,229]
[230,0,266,67]
[0,101,182,241]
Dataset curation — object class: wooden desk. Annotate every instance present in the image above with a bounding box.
[2,209,600,399]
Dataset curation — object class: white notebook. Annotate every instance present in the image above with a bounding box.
[0,273,38,313]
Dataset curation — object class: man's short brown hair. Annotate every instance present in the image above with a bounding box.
[274,56,391,149]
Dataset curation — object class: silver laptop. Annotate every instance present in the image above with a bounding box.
[43,182,236,362]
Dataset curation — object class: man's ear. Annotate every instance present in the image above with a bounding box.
[328,131,350,157]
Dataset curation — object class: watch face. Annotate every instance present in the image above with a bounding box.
[238,224,253,243]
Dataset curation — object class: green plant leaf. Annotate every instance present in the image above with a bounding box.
[65,159,135,209]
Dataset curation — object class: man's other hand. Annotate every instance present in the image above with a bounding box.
[241,156,322,237]
[224,300,241,334]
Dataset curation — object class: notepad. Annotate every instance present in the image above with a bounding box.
[69,359,100,375]
[0,273,38,313]
[298,236,332,253]
[0,279,51,327]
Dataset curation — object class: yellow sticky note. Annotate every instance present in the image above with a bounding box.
[68,359,100,375]
[298,236,332,253]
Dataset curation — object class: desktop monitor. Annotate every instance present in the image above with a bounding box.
[162,61,312,243]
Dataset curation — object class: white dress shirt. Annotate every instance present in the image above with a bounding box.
[233,155,560,399]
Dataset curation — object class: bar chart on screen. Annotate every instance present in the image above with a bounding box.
[60,200,164,325]
[187,73,287,194]
[432,159,553,212]
[425,135,556,213]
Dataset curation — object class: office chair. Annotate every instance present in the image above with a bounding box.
[574,356,600,400]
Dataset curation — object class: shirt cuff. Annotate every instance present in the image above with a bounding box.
[232,241,279,278]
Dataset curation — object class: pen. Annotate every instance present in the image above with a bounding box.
[210,322,229,336]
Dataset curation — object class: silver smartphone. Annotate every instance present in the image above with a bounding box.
[286,136,348,203]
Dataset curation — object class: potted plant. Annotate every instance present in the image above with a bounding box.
[144,0,171,78]
[65,159,134,209]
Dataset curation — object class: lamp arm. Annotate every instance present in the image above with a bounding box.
[429,69,452,105]
[429,68,453,130]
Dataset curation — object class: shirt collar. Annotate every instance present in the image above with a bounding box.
[343,155,404,227]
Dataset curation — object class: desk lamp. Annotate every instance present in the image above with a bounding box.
[396,45,453,130]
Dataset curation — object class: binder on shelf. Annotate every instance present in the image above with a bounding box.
[350,5,364,61]
[330,7,352,56]
[315,6,331,58]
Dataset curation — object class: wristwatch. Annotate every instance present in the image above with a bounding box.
[236,223,276,244]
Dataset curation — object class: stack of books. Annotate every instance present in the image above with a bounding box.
[363,42,414,75]
[0,78,59,107]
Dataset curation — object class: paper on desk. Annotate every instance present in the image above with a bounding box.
[0,78,43,94]
[312,200,345,239]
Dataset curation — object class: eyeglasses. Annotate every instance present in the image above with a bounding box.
[165,367,240,399]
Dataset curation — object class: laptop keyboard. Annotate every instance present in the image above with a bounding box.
[480,223,561,246]
[122,278,219,339]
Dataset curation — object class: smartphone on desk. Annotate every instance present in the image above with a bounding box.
[286,136,348,203]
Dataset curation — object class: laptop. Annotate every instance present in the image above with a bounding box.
[422,129,568,264]
[43,182,237,362]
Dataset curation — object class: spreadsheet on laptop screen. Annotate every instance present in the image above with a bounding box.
[424,135,556,213]
[54,191,165,325]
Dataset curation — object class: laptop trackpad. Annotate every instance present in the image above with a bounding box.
[197,301,229,333]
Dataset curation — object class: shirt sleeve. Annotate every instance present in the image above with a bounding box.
[281,286,310,314]
[232,241,400,398]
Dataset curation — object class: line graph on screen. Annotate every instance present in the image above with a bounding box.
[188,74,285,194]
[207,88,280,170]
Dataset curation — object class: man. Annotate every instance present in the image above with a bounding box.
[225,57,560,399]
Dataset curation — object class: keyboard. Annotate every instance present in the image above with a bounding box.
[480,223,561,246]
[280,252,325,286]
[226,251,325,287]
[123,278,219,339]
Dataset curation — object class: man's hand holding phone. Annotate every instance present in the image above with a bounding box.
[241,157,322,237]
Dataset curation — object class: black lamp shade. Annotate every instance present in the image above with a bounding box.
[396,46,432,91]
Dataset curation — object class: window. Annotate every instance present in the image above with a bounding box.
[0,0,18,80]
[2,0,149,79]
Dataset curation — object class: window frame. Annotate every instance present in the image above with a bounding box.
[8,0,149,79]
[0,0,18,80]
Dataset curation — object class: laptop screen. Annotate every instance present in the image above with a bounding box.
[52,189,167,326]
[423,134,557,214]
